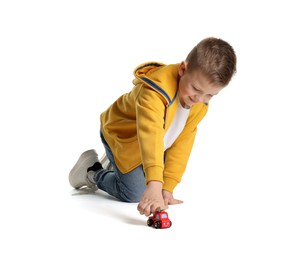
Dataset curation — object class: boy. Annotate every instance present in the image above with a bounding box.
[69,37,237,217]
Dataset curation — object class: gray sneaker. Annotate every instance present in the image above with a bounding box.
[69,149,100,190]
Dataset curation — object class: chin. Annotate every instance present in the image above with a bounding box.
[186,100,195,106]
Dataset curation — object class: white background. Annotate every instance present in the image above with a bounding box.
[1,0,298,259]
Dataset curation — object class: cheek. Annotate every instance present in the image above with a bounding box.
[180,88,187,97]
[180,85,192,97]
[179,85,186,97]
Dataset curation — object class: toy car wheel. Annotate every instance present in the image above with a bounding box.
[147,219,153,226]
[154,221,161,229]
[169,221,172,227]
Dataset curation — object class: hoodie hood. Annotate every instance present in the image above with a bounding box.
[133,62,179,106]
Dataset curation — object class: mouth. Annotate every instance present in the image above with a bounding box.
[189,96,196,103]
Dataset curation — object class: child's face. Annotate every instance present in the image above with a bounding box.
[178,61,223,108]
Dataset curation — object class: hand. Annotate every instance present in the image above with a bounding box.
[162,189,184,206]
[137,181,167,216]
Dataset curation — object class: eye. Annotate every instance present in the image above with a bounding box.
[192,85,201,92]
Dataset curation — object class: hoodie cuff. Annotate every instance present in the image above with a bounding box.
[162,177,179,193]
[145,166,164,184]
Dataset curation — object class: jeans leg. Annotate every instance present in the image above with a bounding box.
[94,131,146,203]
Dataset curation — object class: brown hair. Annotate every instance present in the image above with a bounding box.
[186,37,237,86]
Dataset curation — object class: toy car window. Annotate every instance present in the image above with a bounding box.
[161,213,167,218]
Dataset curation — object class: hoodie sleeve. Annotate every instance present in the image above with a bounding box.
[135,84,168,184]
[163,104,208,192]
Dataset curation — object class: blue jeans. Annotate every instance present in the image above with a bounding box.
[94,131,146,203]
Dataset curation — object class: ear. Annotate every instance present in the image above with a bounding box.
[178,61,188,77]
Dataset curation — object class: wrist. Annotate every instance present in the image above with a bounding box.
[147,180,163,188]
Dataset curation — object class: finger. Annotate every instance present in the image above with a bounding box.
[163,198,170,206]
[153,204,168,213]
[168,199,184,205]
[144,205,152,216]
[137,201,150,215]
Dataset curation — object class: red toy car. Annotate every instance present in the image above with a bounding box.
[147,211,172,229]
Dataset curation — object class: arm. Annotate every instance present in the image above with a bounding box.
[135,84,166,183]
[138,126,197,214]
[135,85,167,215]
[163,126,197,192]
[163,103,208,194]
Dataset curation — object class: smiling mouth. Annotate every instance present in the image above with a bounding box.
[189,96,196,103]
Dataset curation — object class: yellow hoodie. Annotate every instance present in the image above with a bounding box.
[100,62,208,192]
